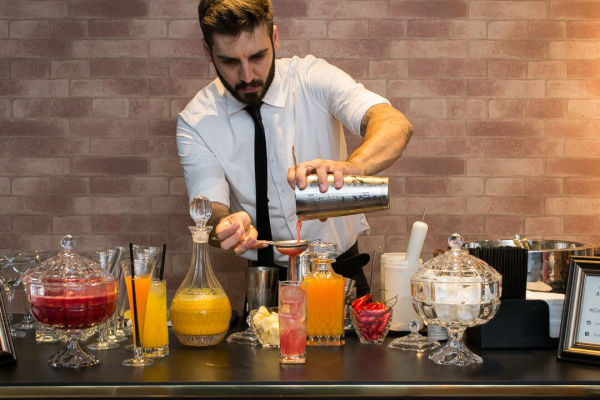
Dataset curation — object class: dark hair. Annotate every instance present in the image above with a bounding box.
[198,0,273,48]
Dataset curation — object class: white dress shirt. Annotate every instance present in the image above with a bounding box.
[177,55,389,264]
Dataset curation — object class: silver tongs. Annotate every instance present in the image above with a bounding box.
[513,233,530,250]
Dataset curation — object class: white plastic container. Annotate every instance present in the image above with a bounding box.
[380,252,421,331]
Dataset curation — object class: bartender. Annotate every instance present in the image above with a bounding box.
[176,0,412,296]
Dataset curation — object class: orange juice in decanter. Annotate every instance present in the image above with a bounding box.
[305,242,345,346]
[170,196,232,347]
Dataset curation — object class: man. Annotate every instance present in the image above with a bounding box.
[177,0,412,295]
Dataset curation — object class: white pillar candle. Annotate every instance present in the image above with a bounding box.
[406,220,428,269]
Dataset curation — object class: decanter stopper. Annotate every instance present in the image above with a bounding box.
[189,196,212,227]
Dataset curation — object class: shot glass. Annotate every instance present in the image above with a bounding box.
[142,279,169,358]
[278,281,307,365]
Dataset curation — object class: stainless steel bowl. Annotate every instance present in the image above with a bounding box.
[464,239,594,292]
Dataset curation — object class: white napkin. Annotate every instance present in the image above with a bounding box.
[526,290,565,338]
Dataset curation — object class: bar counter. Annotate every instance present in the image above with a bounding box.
[1,329,599,399]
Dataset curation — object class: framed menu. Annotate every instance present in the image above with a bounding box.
[558,256,600,365]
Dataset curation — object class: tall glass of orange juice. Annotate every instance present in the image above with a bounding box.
[142,279,169,358]
[124,274,152,343]
[120,250,158,367]
[305,243,345,346]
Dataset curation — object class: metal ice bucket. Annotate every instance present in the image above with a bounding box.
[295,175,389,221]
[464,239,594,293]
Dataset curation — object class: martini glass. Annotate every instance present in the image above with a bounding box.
[13,251,51,331]
[0,259,28,338]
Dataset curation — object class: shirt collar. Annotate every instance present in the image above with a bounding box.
[218,60,286,115]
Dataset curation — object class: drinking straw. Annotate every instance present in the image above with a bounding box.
[129,243,141,348]
[158,243,166,281]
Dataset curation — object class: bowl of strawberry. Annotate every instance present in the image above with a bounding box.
[350,294,392,344]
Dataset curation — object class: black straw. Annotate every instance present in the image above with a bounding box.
[158,243,166,281]
[129,242,141,348]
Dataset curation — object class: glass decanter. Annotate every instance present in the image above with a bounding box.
[22,235,118,368]
[170,196,232,347]
[304,242,345,346]
[411,233,502,366]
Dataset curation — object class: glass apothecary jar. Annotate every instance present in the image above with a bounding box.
[22,235,118,368]
[410,233,502,366]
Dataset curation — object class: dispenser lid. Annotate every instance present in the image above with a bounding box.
[23,235,115,286]
[412,233,502,283]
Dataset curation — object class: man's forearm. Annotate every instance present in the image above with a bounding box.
[208,201,230,227]
[208,202,230,246]
[347,103,413,176]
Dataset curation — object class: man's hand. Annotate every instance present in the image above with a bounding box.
[287,159,364,193]
[214,211,268,256]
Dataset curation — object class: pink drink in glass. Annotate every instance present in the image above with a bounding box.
[278,281,307,364]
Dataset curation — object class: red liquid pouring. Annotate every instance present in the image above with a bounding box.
[277,221,304,279]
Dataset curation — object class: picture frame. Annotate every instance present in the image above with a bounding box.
[558,256,600,365]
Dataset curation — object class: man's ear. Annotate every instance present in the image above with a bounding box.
[272,25,279,52]
[202,39,213,62]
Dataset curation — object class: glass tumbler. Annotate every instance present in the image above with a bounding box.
[278,280,307,364]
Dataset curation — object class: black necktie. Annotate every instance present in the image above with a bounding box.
[245,103,274,266]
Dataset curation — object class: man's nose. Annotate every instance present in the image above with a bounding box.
[239,61,253,82]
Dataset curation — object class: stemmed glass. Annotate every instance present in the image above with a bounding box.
[387,319,440,352]
[105,246,129,344]
[120,246,159,367]
[0,257,30,338]
[87,248,121,351]
[14,251,52,331]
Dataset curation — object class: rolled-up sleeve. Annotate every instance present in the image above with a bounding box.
[304,57,390,136]
[176,116,230,206]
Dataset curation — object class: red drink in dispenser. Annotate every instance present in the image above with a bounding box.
[30,287,117,329]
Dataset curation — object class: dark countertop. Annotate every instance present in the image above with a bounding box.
[1,329,600,398]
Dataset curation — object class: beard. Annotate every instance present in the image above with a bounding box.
[215,51,276,106]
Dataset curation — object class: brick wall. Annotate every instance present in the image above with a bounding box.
[2,0,600,312]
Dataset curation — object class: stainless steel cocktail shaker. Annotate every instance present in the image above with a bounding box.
[295,175,389,221]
